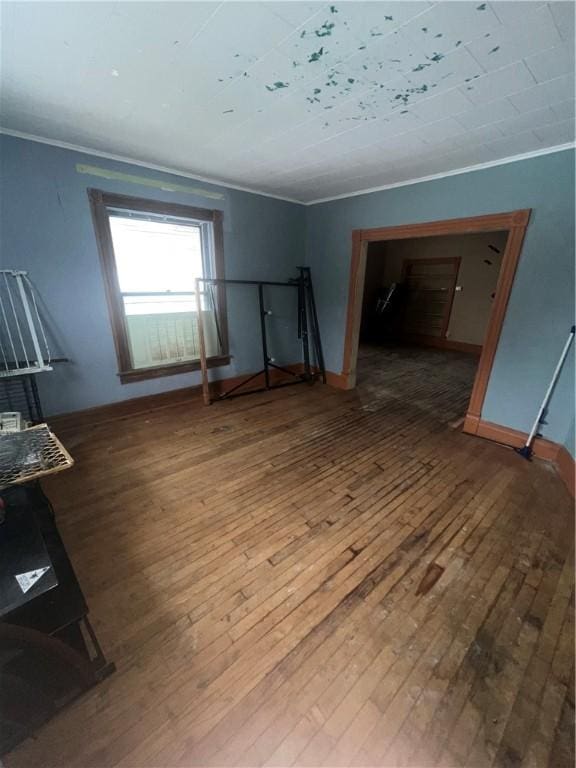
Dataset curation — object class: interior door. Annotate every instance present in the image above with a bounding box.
[401,257,460,338]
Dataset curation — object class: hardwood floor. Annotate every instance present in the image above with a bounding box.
[8,346,574,768]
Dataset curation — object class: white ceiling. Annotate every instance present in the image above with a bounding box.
[1,1,574,203]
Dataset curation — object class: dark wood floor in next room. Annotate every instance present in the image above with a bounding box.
[8,346,574,768]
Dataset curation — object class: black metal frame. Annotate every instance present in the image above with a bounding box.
[0,374,45,424]
[196,267,325,403]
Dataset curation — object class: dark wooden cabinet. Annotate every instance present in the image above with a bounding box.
[0,483,114,756]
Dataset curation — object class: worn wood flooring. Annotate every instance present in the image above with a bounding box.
[8,345,574,768]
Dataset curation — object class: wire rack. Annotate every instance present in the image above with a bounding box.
[0,424,74,489]
[0,270,52,377]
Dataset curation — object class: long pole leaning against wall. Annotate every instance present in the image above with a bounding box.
[195,277,211,406]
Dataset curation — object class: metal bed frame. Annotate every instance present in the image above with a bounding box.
[195,267,326,405]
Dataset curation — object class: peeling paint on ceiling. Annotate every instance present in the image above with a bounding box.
[2,1,574,202]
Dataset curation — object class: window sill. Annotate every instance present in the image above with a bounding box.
[118,355,230,384]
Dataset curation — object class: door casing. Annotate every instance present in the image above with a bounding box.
[341,209,531,434]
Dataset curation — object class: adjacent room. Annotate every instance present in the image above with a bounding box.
[356,230,509,425]
[0,2,574,767]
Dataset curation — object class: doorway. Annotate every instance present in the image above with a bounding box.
[343,211,531,434]
[358,230,508,426]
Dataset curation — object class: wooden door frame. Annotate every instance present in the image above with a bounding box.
[342,209,531,434]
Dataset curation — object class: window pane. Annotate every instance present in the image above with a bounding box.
[109,215,203,293]
[126,307,221,369]
[123,295,196,316]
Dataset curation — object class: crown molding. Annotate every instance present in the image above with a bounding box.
[2,128,574,209]
[304,143,576,205]
[0,127,303,206]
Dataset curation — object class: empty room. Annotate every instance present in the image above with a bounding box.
[0,2,574,768]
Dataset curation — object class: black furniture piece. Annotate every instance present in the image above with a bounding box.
[0,359,70,426]
[0,374,44,424]
[0,482,114,756]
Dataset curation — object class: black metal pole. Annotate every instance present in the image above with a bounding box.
[297,277,302,339]
[208,283,224,353]
[217,368,266,399]
[197,278,298,288]
[22,375,34,422]
[298,269,312,382]
[302,267,326,384]
[258,283,271,390]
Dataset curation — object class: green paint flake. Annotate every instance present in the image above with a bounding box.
[300,30,306,38]
[384,15,393,21]
[362,64,368,70]
[370,29,383,37]
[400,110,409,114]
[265,81,289,91]
[347,77,355,84]
[308,47,324,62]
[421,27,428,32]
[435,33,443,38]
[477,2,487,8]
[223,109,234,114]
[489,46,500,54]
[314,88,322,94]
[455,40,462,46]
[412,63,429,72]
[390,58,402,63]
[315,21,335,37]
[393,82,429,105]
[330,5,338,13]
[429,52,444,62]
[358,45,367,50]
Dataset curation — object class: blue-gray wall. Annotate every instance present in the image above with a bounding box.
[0,135,305,415]
[306,149,575,451]
[1,136,574,455]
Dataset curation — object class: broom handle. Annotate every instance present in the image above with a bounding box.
[525,325,575,447]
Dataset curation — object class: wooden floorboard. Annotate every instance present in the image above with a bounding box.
[7,344,574,768]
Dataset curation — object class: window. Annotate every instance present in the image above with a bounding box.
[88,189,227,383]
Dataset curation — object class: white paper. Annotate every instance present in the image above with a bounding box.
[15,566,50,593]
